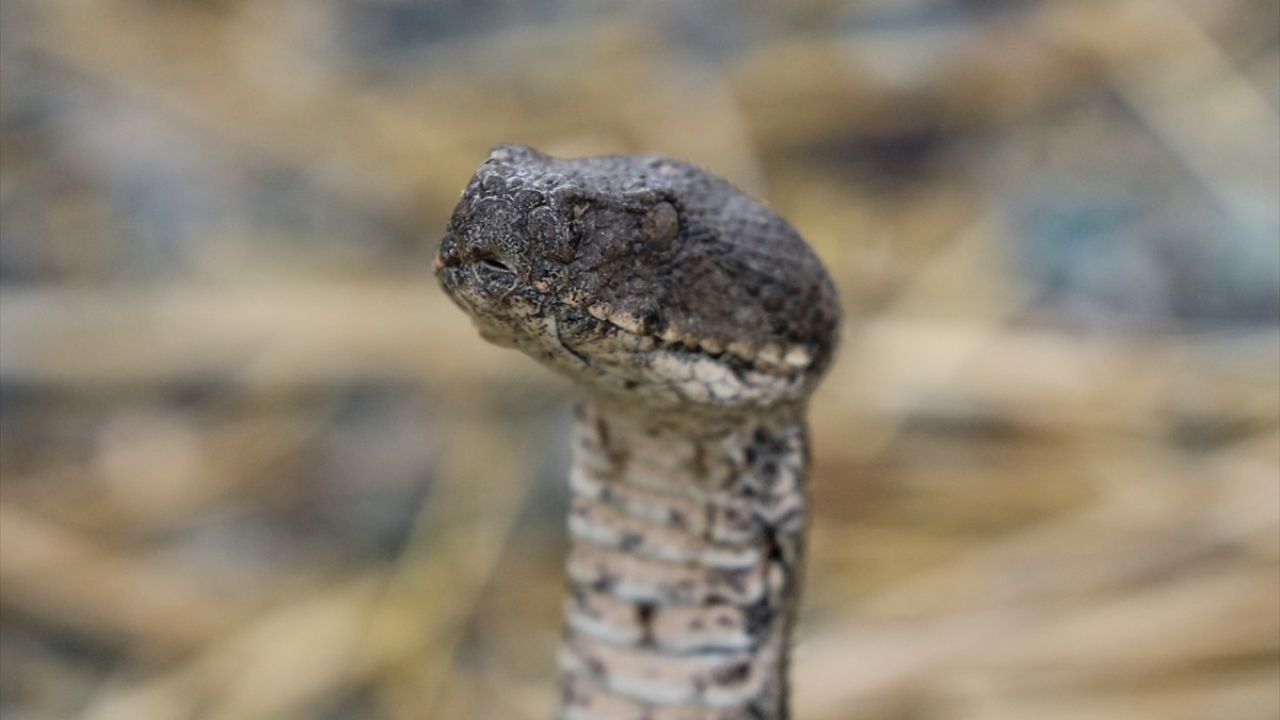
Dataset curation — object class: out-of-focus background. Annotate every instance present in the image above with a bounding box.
[0,1,1277,719]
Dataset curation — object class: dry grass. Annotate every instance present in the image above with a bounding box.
[1,1,1276,718]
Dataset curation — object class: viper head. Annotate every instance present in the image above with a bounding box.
[436,144,840,414]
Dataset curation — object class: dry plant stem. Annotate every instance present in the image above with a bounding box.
[559,401,808,719]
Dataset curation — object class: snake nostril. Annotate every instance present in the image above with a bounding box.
[478,254,514,274]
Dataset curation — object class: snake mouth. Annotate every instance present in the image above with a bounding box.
[533,296,818,412]
[546,294,817,378]
[439,263,818,386]
[545,301,811,408]
[436,247,820,405]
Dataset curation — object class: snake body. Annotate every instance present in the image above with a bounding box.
[436,145,839,719]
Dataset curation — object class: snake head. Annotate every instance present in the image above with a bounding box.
[436,144,840,414]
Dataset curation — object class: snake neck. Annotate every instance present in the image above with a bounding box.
[557,400,809,720]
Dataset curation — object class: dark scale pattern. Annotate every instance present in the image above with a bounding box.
[436,146,840,719]
[558,405,806,719]
[437,145,840,390]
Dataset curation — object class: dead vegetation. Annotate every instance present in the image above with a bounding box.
[0,1,1276,718]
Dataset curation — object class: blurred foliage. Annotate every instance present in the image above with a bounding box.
[0,1,1277,719]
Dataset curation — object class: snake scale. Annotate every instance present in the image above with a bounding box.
[435,145,840,720]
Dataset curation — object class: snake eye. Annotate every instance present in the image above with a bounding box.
[645,201,679,251]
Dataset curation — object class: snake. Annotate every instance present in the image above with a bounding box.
[435,144,840,720]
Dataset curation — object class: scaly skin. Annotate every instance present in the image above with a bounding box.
[436,145,839,719]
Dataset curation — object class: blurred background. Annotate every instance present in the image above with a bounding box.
[1,1,1277,719]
